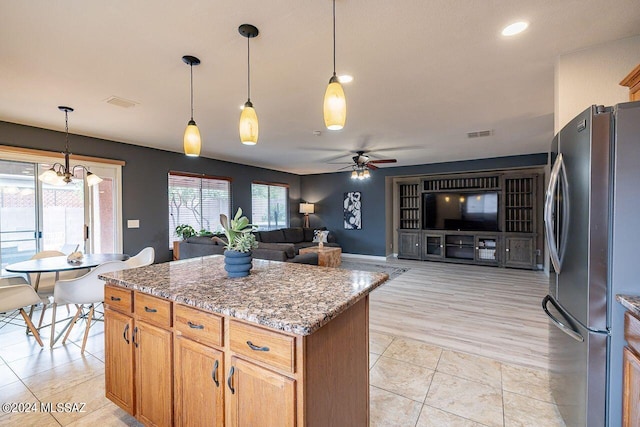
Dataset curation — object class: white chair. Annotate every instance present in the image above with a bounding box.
[50,260,128,352]
[124,247,155,268]
[0,283,45,346]
[27,250,88,328]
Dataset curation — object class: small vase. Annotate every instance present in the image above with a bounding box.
[224,250,252,278]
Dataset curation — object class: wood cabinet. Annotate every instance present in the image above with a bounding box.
[228,357,296,427]
[624,311,640,427]
[174,336,224,427]
[398,231,421,259]
[620,64,640,102]
[395,169,542,269]
[105,285,370,427]
[504,235,536,269]
[104,286,173,427]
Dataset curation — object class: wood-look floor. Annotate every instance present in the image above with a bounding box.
[369,259,550,370]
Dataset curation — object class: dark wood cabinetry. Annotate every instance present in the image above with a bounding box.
[396,169,541,269]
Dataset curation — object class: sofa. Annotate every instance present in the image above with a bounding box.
[176,227,338,264]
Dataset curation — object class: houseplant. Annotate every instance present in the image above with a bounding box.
[175,224,196,240]
[214,208,258,277]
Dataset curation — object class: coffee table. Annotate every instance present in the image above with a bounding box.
[298,246,342,267]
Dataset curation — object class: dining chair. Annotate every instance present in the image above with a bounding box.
[0,282,45,346]
[124,247,155,268]
[50,260,128,351]
[27,250,89,328]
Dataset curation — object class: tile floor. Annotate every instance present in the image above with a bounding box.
[1,300,565,426]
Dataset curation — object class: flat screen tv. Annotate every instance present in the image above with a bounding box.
[422,192,499,231]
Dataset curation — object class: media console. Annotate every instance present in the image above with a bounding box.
[396,170,542,270]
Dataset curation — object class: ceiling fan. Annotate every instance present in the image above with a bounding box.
[337,151,397,179]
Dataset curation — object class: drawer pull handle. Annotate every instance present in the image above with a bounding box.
[227,366,235,394]
[123,324,130,344]
[144,306,157,313]
[110,296,121,301]
[132,326,138,348]
[188,321,204,330]
[212,360,219,387]
[246,341,270,352]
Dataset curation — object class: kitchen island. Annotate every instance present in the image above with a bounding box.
[100,255,388,427]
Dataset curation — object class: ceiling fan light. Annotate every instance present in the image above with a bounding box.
[183,120,201,156]
[239,101,258,145]
[351,170,358,179]
[86,171,103,186]
[363,169,370,178]
[323,77,346,130]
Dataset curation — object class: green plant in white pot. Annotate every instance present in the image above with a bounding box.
[214,208,258,277]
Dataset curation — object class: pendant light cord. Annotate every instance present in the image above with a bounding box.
[189,63,194,121]
[64,110,70,154]
[247,35,251,101]
[332,0,336,77]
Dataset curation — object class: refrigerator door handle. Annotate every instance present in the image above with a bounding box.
[544,153,570,273]
[542,295,584,342]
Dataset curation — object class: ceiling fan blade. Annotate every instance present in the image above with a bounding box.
[368,159,397,164]
[366,163,378,170]
[337,165,354,171]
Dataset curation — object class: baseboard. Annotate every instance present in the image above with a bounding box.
[341,253,388,262]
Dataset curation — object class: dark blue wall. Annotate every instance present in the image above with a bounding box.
[0,121,301,262]
[300,154,547,257]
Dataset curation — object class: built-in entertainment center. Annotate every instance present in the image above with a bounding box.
[395,169,543,269]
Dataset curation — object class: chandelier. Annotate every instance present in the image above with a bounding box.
[38,106,103,187]
[350,165,370,180]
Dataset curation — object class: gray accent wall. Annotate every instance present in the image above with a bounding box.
[300,154,548,257]
[0,121,301,262]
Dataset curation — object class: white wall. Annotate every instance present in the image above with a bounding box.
[555,35,640,133]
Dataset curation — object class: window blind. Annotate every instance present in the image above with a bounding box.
[251,183,288,231]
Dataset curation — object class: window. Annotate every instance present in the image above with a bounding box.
[251,182,289,231]
[168,172,231,246]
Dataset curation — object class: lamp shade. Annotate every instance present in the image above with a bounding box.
[239,102,259,145]
[323,77,346,130]
[299,202,315,214]
[86,172,103,187]
[183,120,201,156]
[38,168,58,185]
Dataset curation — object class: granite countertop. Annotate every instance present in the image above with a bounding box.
[617,295,640,317]
[100,255,388,336]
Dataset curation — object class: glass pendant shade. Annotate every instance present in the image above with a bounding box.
[363,169,371,178]
[183,120,201,157]
[39,168,58,184]
[239,101,259,145]
[323,76,346,130]
[351,170,358,179]
[86,172,103,186]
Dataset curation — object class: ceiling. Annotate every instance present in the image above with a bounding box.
[1,1,639,175]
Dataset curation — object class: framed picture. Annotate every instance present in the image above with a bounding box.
[343,191,362,229]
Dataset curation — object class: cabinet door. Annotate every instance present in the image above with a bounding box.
[228,357,296,427]
[504,236,535,268]
[422,233,444,259]
[623,347,640,427]
[174,336,224,427]
[475,236,499,265]
[398,231,421,260]
[135,321,173,427]
[104,308,135,415]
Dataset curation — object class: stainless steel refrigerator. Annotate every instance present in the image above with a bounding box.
[543,101,640,427]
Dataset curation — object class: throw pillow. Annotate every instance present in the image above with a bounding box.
[312,229,329,243]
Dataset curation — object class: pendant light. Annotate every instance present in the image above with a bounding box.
[182,55,201,156]
[238,24,259,145]
[38,106,103,187]
[323,0,346,130]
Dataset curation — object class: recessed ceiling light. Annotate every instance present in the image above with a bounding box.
[502,21,528,36]
[338,75,353,83]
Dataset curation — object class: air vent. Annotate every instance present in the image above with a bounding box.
[105,96,138,109]
[467,130,492,139]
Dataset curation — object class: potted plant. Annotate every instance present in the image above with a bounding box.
[214,208,258,277]
[175,224,196,240]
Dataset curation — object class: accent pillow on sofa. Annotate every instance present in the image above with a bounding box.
[312,230,330,243]
[303,227,325,242]
[282,227,304,243]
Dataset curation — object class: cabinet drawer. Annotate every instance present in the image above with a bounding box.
[134,292,172,328]
[625,312,640,355]
[105,286,132,314]
[174,304,223,348]
[229,320,295,373]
